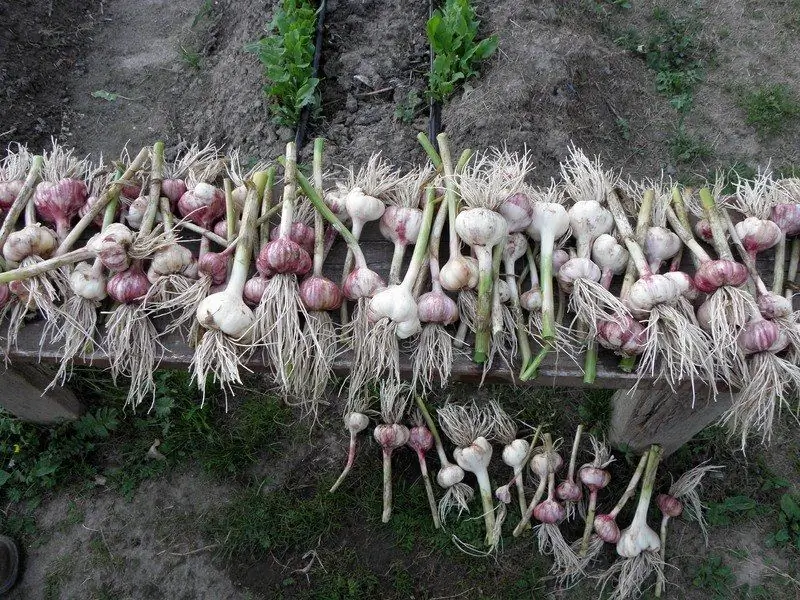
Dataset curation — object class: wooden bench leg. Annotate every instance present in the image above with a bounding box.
[0,364,85,423]
[609,388,735,456]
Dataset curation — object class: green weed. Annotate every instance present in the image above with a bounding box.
[767,493,800,550]
[739,84,800,136]
[426,0,498,102]
[246,0,320,127]
[394,90,423,123]
[670,126,712,164]
[693,554,735,599]
[180,46,203,70]
[706,495,768,527]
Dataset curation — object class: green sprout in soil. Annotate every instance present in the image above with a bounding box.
[426,0,498,103]
[740,84,800,136]
[246,0,320,127]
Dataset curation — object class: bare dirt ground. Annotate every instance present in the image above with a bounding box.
[1,0,800,598]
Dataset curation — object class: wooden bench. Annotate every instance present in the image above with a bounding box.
[0,222,741,455]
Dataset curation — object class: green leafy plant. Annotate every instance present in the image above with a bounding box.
[706,495,768,526]
[246,0,320,127]
[394,90,423,123]
[670,125,712,164]
[426,0,498,102]
[767,493,800,550]
[739,84,800,136]
[692,555,734,599]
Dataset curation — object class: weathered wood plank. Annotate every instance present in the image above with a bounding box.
[608,388,734,456]
[0,363,85,423]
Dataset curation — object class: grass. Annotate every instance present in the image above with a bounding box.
[0,368,289,536]
[739,84,800,136]
[180,45,203,70]
[693,554,735,599]
[670,125,712,164]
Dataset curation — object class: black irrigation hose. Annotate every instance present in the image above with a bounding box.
[295,0,327,151]
[428,0,442,147]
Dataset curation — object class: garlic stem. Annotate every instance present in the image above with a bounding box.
[567,424,583,483]
[416,132,442,169]
[313,138,326,277]
[428,192,449,293]
[400,188,436,291]
[513,433,552,536]
[0,155,43,250]
[621,188,653,297]
[654,513,670,597]
[174,220,229,247]
[671,186,701,270]
[579,489,599,556]
[773,235,786,295]
[505,254,533,374]
[58,147,149,255]
[474,467,497,546]
[224,179,236,243]
[259,167,275,248]
[698,188,733,261]
[382,448,394,523]
[415,449,441,529]
[607,188,652,278]
[414,395,451,469]
[295,169,370,270]
[278,143,297,240]
[437,133,461,265]
[609,451,649,519]
[139,141,164,239]
[0,248,94,283]
[665,206,711,263]
[786,238,799,300]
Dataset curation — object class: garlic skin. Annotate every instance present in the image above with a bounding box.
[257,237,312,275]
[395,317,421,339]
[243,275,269,306]
[407,425,434,454]
[270,222,316,256]
[3,224,58,263]
[735,217,781,255]
[694,259,748,293]
[497,279,511,303]
[213,220,229,239]
[0,284,9,309]
[125,196,149,230]
[0,180,24,211]
[657,493,683,517]
[662,271,699,302]
[552,249,570,272]
[455,208,508,249]
[418,291,459,324]
[557,257,601,293]
[738,318,780,355]
[150,244,193,277]
[520,287,542,311]
[196,289,254,339]
[178,182,226,227]
[374,423,411,451]
[594,514,621,543]
[345,187,385,225]
[120,180,141,200]
[436,463,465,488]
[161,178,187,205]
[694,218,715,243]
[569,200,614,257]
[501,438,530,470]
[556,480,583,503]
[69,262,107,301]
[342,267,386,300]
[579,466,611,491]
[197,252,230,286]
[34,178,88,236]
[533,498,566,524]
[495,484,512,504]
[345,411,370,435]
[597,317,647,355]
[379,206,423,246]
[644,226,681,272]
[498,191,533,233]
[627,274,681,315]
[616,521,661,558]
[527,203,570,243]
[771,203,800,236]
[300,275,343,311]
[107,266,150,304]
[324,189,350,223]
[592,234,629,276]
[439,255,479,291]
[757,292,792,319]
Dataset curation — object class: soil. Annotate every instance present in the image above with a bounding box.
[1,0,800,598]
